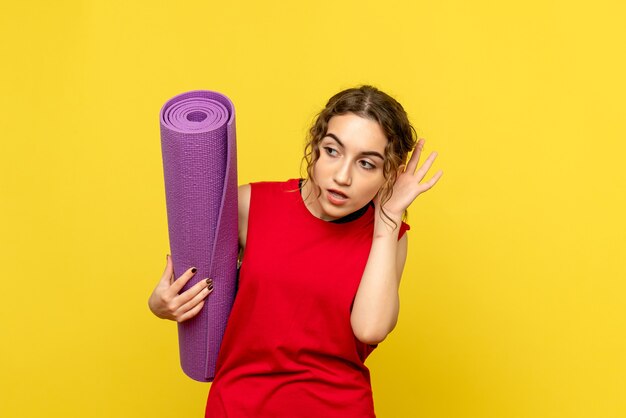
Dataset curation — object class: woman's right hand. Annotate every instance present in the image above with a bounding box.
[148,254,213,322]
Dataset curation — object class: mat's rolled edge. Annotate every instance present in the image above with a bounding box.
[201,97,238,382]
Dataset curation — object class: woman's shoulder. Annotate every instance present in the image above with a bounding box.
[245,178,299,191]
[238,179,299,214]
[242,179,301,202]
[237,183,252,210]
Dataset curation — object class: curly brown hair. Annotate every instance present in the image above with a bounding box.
[301,85,417,226]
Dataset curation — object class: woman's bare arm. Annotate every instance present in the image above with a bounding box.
[351,138,442,344]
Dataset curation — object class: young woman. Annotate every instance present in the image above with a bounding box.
[149,85,443,417]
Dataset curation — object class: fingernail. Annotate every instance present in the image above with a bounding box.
[191,268,197,273]
[208,284,214,291]
[206,278,213,285]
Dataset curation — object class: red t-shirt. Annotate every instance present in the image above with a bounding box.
[205,179,409,417]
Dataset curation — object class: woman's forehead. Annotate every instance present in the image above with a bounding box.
[325,114,387,154]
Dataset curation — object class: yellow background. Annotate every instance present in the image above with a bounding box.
[1,1,624,417]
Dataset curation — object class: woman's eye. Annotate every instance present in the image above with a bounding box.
[323,147,338,157]
[359,160,375,170]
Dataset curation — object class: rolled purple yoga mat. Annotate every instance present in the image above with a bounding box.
[159,90,238,382]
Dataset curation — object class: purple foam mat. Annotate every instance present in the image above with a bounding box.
[160,90,238,382]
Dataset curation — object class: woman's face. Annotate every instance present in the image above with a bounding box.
[306,112,388,221]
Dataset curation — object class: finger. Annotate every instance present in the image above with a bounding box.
[177,300,206,323]
[169,266,198,294]
[418,169,444,192]
[168,254,175,284]
[176,282,213,317]
[161,254,174,285]
[414,151,438,181]
[406,138,425,174]
[176,277,213,305]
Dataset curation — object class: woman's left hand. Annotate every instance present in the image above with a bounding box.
[378,138,443,220]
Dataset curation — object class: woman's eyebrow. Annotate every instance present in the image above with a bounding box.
[324,133,384,160]
[324,133,344,147]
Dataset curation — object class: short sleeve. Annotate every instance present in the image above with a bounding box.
[355,338,378,362]
[398,221,410,240]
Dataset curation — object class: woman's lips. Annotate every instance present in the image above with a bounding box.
[327,189,348,205]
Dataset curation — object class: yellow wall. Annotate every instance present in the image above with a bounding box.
[1,1,624,417]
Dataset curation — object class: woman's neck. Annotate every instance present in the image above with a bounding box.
[299,178,370,223]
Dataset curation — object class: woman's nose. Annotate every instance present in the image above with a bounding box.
[333,160,352,186]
